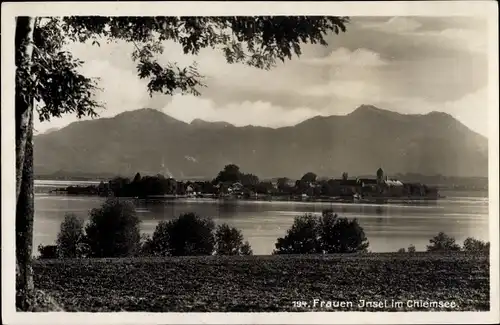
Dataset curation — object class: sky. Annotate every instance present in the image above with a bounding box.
[34,16,490,137]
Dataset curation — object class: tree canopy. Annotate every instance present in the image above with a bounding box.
[426,232,461,252]
[300,172,317,183]
[15,15,349,311]
[214,164,242,184]
[273,210,369,255]
[19,16,349,123]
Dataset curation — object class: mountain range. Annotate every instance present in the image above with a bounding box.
[33,105,488,180]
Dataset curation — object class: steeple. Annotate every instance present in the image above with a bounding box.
[376,167,384,184]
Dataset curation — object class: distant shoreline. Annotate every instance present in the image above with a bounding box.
[34,192,490,206]
[34,177,489,191]
[35,178,488,205]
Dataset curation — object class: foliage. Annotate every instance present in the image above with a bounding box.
[64,185,99,195]
[397,248,406,253]
[137,234,156,257]
[21,18,102,122]
[98,174,177,197]
[254,181,275,195]
[274,210,369,254]
[56,213,86,258]
[63,16,349,94]
[31,289,64,312]
[407,244,416,253]
[240,241,253,256]
[16,14,349,312]
[132,172,142,183]
[75,242,92,258]
[274,214,321,254]
[300,172,317,183]
[214,164,242,184]
[463,237,489,253]
[146,222,171,256]
[37,244,58,259]
[55,167,443,200]
[33,253,490,312]
[240,173,260,187]
[146,216,250,257]
[294,179,310,195]
[426,232,461,252]
[19,16,349,123]
[194,181,217,195]
[215,224,253,256]
[108,176,131,195]
[149,213,215,256]
[276,177,292,193]
[85,198,141,257]
[342,172,348,181]
[318,209,369,253]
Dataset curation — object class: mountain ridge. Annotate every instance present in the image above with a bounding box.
[34,105,488,179]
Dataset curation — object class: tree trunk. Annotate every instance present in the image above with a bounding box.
[16,110,35,311]
[15,16,36,203]
[15,16,36,311]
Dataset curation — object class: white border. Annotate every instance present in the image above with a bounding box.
[1,1,499,324]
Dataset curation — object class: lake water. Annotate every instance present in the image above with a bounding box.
[33,180,489,255]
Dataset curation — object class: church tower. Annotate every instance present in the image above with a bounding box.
[376,167,384,184]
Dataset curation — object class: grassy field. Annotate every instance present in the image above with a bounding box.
[33,252,490,312]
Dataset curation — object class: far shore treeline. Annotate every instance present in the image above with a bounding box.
[46,164,447,201]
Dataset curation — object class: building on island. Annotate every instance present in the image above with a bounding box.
[329,168,408,198]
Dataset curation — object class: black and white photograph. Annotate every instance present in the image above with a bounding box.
[2,1,499,324]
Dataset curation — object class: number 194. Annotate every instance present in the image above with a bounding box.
[292,300,309,308]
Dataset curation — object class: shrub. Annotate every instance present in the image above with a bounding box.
[85,198,141,257]
[240,241,253,256]
[138,234,156,256]
[273,214,321,254]
[149,213,215,256]
[215,224,253,256]
[273,210,369,255]
[397,245,416,253]
[463,237,489,253]
[426,232,461,252]
[56,213,85,258]
[318,210,369,253]
[148,222,171,256]
[37,244,58,259]
[75,242,91,258]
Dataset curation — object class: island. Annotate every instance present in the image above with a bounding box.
[47,166,443,204]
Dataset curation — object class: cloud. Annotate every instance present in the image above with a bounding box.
[359,17,423,34]
[352,88,488,137]
[34,58,150,133]
[160,95,324,128]
[419,28,488,53]
[302,80,384,101]
[357,16,487,54]
[33,16,489,139]
[441,87,489,135]
[305,47,388,67]
[80,60,150,113]
[162,86,489,137]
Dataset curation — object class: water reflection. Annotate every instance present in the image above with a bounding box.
[33,194,489,255]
